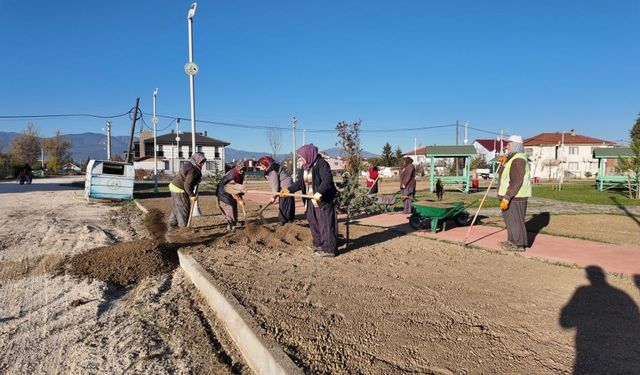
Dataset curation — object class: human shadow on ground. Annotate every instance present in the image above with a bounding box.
[525,211,550,247]
[559,266,640,374]
[609,197,640,228]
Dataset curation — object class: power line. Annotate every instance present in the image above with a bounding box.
[0,110,132,120]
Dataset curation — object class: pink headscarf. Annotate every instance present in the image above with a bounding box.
[297,144,318,171]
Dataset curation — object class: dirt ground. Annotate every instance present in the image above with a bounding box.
[142,195,640,374]
[0,189,246,374]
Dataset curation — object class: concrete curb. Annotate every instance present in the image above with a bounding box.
[178,250,302,375]
[133,199,149,214]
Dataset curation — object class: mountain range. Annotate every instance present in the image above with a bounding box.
[0,131,379,163]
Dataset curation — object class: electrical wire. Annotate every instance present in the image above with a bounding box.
[0,110,132,120]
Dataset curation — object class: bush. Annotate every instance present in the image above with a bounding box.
[584,171,593,178]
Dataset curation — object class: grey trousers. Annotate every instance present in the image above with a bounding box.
[169,191,191,227]
[219,200,238,226]
[502,199,528,247]
[306,202,338,253]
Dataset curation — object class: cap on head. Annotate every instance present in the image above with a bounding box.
[257,156,274,168]
[507,135,523,144]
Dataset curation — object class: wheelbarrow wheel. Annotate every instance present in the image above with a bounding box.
[409,215,423,230]
[455,211,472,226]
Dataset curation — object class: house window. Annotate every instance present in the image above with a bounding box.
[568,162,579,171]
[569,146,578,155]
[197,145,203,152]
[164,161,170,170]
[206,161,217,171]
[215,146,220,158]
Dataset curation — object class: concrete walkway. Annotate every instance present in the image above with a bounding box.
[353,212,640,276]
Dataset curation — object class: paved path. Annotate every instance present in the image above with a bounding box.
[353,212,640,275]
[0,176,84,194]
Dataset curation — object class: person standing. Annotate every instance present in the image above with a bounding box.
[399,157,416,214]
[257,155,295,226]
[216,163,246,231]
[169,152,206,228]
[281,144,338,257]
[498,134,531,251]
[366,165,379,194]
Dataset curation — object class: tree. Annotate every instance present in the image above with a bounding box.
[266,127,282,158]
[381,142,393,166]
[394,146,403,166]
[470,156,489,170]
[9,123,41,165]
[616,138,640,199]
[335,120,376,248]
[630,113,640,142]
[42,129,72,171]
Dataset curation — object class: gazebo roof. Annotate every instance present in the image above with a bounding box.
[425,145,477,157]
[592,147,633,159]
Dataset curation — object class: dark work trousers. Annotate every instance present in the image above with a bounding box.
[219,200,238,226]
[502,199,528,247]
[169,191,191,227]
[306,202,338,253]
[278,196,295,225]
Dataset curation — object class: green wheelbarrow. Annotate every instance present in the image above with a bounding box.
[409,200,477,233]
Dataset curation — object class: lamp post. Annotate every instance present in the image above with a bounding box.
[185,3,202,216]
[291,116,297,182]
[152,88,159,193]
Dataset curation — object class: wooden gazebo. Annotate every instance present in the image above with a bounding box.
[592,147,637,192]
[426,145,477,193]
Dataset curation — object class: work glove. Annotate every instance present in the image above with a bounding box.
[312,192,322,202]
[498,155,507,165]
[499,199,510,211]
[278,188,289,198]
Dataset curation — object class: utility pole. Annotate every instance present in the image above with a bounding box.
[499,129,504,154]
[292,116,297,182]
[175,118,181,175]
[41,146,45,169]
[455,120,459,176]
[106,121,112,160]
[152,88,159,193]
[463,121,468,145]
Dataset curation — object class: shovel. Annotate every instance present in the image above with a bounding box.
[187,196,197,228]
[239,201,247,226]
[246,189,314,199]
[256,199,275,223]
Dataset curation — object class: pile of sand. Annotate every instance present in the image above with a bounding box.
[215,222,312,251]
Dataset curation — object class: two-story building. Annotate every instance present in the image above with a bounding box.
[524,131,614,179]
[472,138,507,163]
[134,130,230,176]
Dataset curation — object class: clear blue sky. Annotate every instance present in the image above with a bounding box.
[1,0,638,154]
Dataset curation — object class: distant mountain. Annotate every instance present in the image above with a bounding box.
[321,147,379,159]
[62,132,130,162]
[0,131,18,153]
[225,147,288,162]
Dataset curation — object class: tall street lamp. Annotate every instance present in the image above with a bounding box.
[185,3,202,216]
[152,88,159,193]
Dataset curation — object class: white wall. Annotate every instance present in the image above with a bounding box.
[527,144,605,179]
[139,143,226,175]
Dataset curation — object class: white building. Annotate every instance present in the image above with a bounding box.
[472,139,507,162]
[134,130,230,176]
[402,146,429,166]
[524,131,614,179]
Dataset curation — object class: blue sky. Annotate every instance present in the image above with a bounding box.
[1,0,638,154]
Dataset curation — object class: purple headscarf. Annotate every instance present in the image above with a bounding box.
[297,144,318,171]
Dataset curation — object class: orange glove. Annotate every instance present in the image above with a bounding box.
[498,155,507,165]
[499,199,510,211]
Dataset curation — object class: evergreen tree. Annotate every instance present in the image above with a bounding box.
[381,142,393,166]
[394,146,403,166]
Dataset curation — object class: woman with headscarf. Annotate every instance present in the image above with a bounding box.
[366,165,379,194]
[257,155,295,226]
[216,162,245,231]
[399,156,416,214]
[169,152,206,228]
[280,144,338,257]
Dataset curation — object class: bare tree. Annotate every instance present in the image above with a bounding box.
[9,123,41,165]
[267,127,282,158]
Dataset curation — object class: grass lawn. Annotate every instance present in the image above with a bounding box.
[532,182,640,206]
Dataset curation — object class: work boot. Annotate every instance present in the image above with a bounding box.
[306,245,321,252]
[501,241,525,252]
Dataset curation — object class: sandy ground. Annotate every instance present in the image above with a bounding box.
[0,185,246,374]
[142,194,640,374]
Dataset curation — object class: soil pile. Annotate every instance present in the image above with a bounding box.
[144,208,168,244]
[216,222,312,251]
[69,210,176,287]
[68,240,179,287]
